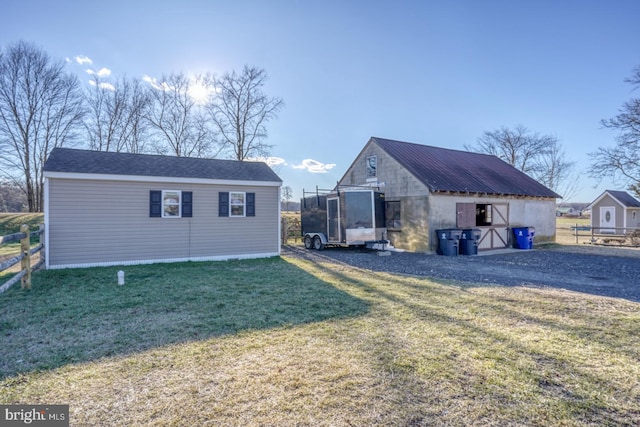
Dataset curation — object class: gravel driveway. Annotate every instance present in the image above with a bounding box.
[283,245,640,302]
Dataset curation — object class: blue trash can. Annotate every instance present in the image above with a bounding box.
[460,228,481,255]
[512,227,535,249]
[436,229,462,256]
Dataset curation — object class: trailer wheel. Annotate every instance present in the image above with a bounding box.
[313,236,324,251]
[303,235,313,250]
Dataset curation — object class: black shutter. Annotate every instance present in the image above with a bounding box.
[219,192,229,217]
[182,191,193,217]
[246,192,255,217]
[150,190,161,217]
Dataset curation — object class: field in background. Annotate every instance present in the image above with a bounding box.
[0,213,44,253]
[555,216,590,245]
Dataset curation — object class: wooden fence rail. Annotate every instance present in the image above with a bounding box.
[0,224,45,294]
[566,224,640,246]
[281,216,301,244]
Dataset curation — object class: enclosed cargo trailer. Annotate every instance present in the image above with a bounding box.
[301,187,388,250]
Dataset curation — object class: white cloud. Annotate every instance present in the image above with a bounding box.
[143,74,173,91]
[86,67,112,78]
[75,55,92,65]
[88,80,116,91]
[248,156,287,167]
[292,159,336,173]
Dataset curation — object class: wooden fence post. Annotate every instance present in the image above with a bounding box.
[20,224,31,289]
[281,217,289,244]
[39,223,45,268]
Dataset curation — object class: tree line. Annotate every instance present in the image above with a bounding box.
[466,65,640,202]
[2,40,639,212]
[0,41,283,212]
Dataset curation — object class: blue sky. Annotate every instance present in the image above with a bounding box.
[3,0,639,202]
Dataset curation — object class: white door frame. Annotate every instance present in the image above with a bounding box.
[599,206,615,234]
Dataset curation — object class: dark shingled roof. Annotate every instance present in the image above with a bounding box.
[605,190,640,208]
[371,137,560,198]
[44,148,282,183]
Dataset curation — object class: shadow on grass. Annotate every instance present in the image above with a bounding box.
[0,257,369,379]
[304,246,640,303]
[292,250,640,425]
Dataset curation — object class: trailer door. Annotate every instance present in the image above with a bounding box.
[327,197,340,242]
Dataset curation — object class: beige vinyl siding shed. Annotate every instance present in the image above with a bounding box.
[44,148,282,269]
[588,190,640,235]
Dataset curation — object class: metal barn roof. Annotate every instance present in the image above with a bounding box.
[371,137,560,198]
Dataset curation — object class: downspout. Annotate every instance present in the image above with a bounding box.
[277,184,282,255]
[43,176,49,269]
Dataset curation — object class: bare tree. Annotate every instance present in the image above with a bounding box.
[589,65,640,197]
[84,75,151,153]
[0,41,85,212]
[466,125,552,177]
[145,72,214,157]
[281,185,293,211]
[0,179,27,212]
[533,139,580,200]
[467,125,577,198]
[207,66,284,161]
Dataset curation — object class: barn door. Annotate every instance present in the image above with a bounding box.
[490,203,509,248]
[475,203,509,250]
[492,204,508,226]
[456,203,475,228]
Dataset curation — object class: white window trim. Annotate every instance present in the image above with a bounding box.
[229,191,246,217]
[162,190,182,218]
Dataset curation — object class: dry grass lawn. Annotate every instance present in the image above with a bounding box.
[1,250,639,426]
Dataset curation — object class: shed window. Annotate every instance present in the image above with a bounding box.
[230,192,245,217]
[149,190,192,218]
[219,191,256,217]
[163,190,181,217]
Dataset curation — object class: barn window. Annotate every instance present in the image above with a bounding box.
[385,201,401,229]
[366,156,377,180]
[458,203,507,228]
[476,204,492,226]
